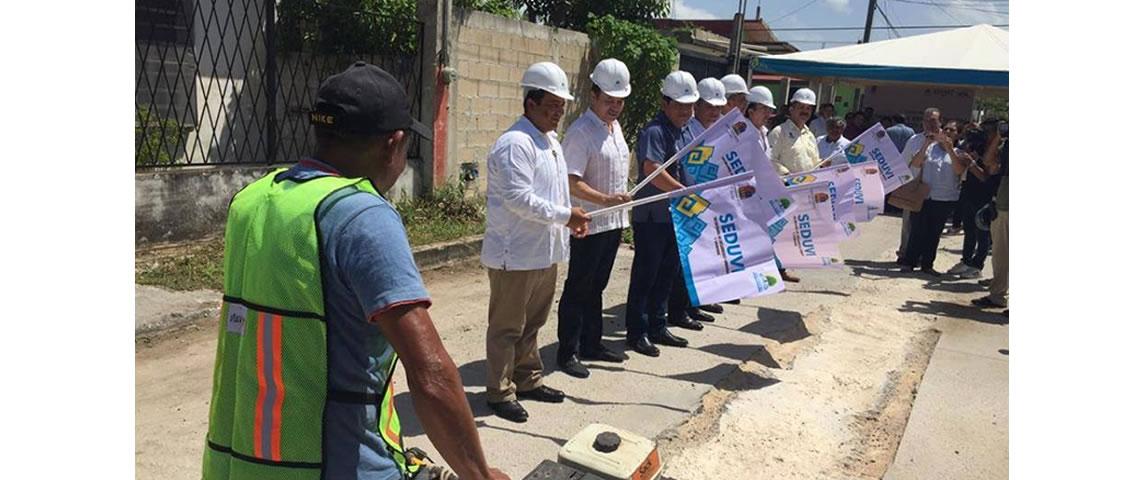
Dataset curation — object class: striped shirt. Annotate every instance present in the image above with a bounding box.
[562,109,631,234]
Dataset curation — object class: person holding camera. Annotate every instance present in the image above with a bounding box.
[899,108,971,276]
[949,121,1004,278]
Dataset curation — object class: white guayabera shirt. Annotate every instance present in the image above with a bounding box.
[481,116,572,271]
[562,109,631,235]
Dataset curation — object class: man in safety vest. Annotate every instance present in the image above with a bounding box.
[201,61,508,480]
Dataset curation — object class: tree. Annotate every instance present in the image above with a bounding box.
[521,0,669,31]
[586,14,678,147]
[277,0,419,55]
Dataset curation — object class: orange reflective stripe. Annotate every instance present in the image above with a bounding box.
[270,314,285,461]
[253,311,266,458]
[383,379,399,444]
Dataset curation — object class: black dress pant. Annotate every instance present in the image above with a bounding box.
[903,199,956,270]
[556,229,622,363]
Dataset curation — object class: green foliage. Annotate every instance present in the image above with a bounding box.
[136,106,185,167]
[136,180,486,291]
[975,95,1008,121]
[521,0,669,31]
[395,179,487,246]
[458,0,523,19]
[277,0,419,55]
[586,14,678,147]
[136,238,226,291]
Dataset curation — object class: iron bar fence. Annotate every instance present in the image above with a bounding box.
[135,0,424,169]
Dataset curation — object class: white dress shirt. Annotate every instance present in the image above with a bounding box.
[481,116,572,271]
[809,116,829,138]
[816,134,851,162]
[562,109,631,234]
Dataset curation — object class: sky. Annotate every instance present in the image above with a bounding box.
[668,0,1009,51]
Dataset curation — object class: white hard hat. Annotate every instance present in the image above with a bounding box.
[746,86,776,110]
[521,62,574,101]
[696,78,728,107]
[790,88,817,106]
[720,74,748,95]
[589,58,631,98]
[661,71,699,104]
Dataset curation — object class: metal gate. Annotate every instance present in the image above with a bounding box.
[135,0,424,168]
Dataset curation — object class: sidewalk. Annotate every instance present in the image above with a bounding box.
[884,310,1009,479]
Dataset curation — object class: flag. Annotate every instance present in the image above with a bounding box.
[677,110,792,226]
[784,163,885,226]
[783,167,858,239]
[824,123,914,193]
[671,179,785,306]
[771,181,847,269]
[848,164,886,223]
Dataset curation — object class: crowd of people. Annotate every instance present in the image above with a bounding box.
[201,59,1009,480]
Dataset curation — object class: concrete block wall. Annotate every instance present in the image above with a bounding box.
[447,9,593,190]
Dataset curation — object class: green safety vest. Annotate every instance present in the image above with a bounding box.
[202,168,420,480]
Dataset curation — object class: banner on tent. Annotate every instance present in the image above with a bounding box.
[671,179,785,306]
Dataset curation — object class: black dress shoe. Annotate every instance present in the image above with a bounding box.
[487,400,528,423]
[669,315,704,330]
[698,304,724,314]
[649,329,689,348]
[517,385,565,403]
[687,308,715,322]
[724,299,741,305]
[920,267,942,277]
[580,346,625,363]
[627,336,660,357]
[558,356,590,379]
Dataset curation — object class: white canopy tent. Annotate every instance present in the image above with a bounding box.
[756,24,1009,91]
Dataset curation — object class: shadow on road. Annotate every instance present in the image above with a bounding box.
[899,299,1008,325]
[922,279,988,294]
[699,342,780,369]
[844,259,914,280]
[475,420,568,447]
[739,307,810,344]
[563,393,687,413]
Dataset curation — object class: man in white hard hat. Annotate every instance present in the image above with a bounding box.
[745,86,777,153]
[720,74,749,114]
[746,85,801,283]
[555,58,633,379]
[482,61,591,423]
[685,77,727,139]
[768,87,823,176]
[624,70,698,358]
[667,77,728,328]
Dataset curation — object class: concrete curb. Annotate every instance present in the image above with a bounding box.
[412,234,483,271]
[135,235,485,336]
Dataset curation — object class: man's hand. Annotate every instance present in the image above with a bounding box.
[934,132,954,151]
[605,193,632,207]
[488,468,511,480]
[567,207,591,238]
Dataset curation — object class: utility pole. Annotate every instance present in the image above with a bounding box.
[861,0,877,44]
[728,0,747,75]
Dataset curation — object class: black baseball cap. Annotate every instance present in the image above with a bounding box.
[310,61,432,139]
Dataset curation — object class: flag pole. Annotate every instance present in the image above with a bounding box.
[589,171,755,217]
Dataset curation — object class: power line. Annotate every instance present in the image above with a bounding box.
[764,24,1007,31]
[769,0,824,24]
[876,3,902,38]
[893,0,1008,15]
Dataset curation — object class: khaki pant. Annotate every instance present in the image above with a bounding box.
[486,265,557,402]
[988,210,1009,306]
